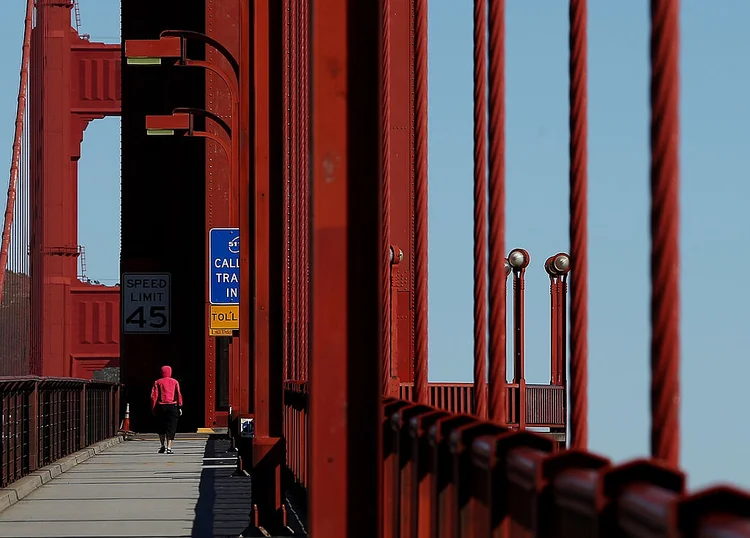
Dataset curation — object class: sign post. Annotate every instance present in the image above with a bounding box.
[121,272,171,333]
[209,228,240,336]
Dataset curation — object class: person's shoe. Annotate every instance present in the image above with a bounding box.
[158,446,166,454]
[166,448,173,454]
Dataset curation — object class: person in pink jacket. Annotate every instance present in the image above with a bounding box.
[150,365,183,454]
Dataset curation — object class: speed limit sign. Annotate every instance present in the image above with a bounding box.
[121,272,171,334]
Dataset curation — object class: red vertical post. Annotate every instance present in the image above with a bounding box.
[250,0,284,527]
[282,0,291,382]
[380,0,393,396]
[380,0,392,397]
[508,248,529,429]
[30,0,77,377]
[299,0,310,382]
[487,0,507,425]
[389,0,417,385]
[552,255,571,390]
[559,272,569,390]
[251,0,271,437]
[546,257,559,385]
[412,0,429,404]
[649,0,680,467]
[205,0,241,430]
[308,0,382,533]
[389,247,402,395]
[472,0,488,420]
[289,0,299,381]
[238,0,252,417]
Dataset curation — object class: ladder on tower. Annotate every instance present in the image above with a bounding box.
[73,1,90,40]
[78,245,89,283]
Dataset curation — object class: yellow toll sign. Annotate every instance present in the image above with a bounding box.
[210,305,239,333]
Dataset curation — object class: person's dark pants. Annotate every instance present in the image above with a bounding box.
[155,403,179,440]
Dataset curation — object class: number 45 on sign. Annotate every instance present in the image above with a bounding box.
[121,272,172,334]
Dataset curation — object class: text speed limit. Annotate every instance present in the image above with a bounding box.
[121,272,171,334]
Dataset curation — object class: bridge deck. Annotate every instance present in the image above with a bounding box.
[0,434,255,538]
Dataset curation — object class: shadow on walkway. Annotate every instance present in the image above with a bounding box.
[190,436,254,537]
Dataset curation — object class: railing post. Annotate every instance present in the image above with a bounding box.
[28,381,38,472]
[383,399,411,538]
[79,383,87,448]
[112,385,120,436]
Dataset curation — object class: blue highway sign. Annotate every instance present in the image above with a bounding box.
[209,228,240,305]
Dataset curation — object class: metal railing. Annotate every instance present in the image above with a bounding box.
[381,398,749,537]
[0,376,120,487]
[284,381,308,489]
[284,381,565,491]
[398,383,565,428]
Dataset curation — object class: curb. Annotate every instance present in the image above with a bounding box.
[0,435,124,513]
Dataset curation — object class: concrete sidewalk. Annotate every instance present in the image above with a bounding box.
[0,434,250,537]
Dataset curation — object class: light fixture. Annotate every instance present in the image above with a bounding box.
[146,129,175,136]
[508,248,530,270]
[552,253,570,275]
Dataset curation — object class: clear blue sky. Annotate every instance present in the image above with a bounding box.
[0,1,747,490]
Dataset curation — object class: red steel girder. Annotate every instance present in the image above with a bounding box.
[308,0,382,534]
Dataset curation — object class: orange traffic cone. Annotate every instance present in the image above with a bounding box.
[120,403,131,433]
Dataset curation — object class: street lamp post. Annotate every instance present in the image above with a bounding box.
[145,110,232,158]
[507,248,530,429]
[125,34,240,225]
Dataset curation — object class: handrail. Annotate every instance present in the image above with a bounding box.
[0,378,120,488]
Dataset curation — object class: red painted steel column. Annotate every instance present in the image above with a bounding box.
[412,0,429,405]
[282,0,291,381]
[251,0,272,434]
[472,0,488,420]
[205,0,241,430]
[289,0,299,381]
[238,0,251,417]
[487,0,507,425]
[387,0,416,386]
[31,0,77,377]
[250,0,284,527]
[300,0,310,382]
[309,0,382,533]
[380,0,392,396]
[649,0,680,467]
[568,0,589,450]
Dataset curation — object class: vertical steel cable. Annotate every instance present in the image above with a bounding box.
[413,0,429,404]
[0,0,33,305]
[290,0,300,380]
[649,0,680,467]
[282,0,291,381]
[472,0,488,419]
[487,0,507,425]
[380,0,392,396]
[300,0,310,381]
[568,0,588,449]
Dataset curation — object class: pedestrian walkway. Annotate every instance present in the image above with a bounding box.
[0,434,254,537]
